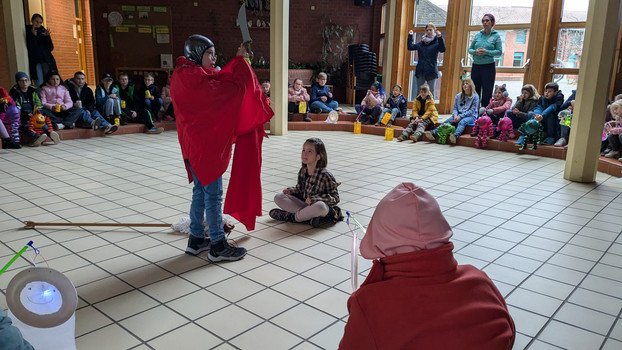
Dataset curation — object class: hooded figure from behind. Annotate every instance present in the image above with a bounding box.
[339,183,515,350]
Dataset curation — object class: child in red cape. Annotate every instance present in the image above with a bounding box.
[171,35,273,262]
[339,183,515,350]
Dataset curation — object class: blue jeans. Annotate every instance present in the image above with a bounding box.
[189,165,225,242]
[76,109,111,128]
[145,97,163,119]
[382,107,401,122]
[310,100,338,113]
[433,116,476,137]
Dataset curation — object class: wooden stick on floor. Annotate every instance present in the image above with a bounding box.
[23,221,171,229]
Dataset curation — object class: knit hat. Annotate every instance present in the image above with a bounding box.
[184,34,214,66]
[359,183,453,259]
[15,72,29,83]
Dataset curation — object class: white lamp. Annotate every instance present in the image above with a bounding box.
[6,267,78,350]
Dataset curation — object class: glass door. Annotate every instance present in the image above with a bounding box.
[545,0,588,96]
[463,0,535,100]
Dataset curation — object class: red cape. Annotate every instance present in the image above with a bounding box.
[171,56,274,230]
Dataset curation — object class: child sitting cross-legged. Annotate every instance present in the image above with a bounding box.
[377,84,408,127]
[397,84,437,142]
[506,84,539,139]
[356,81,386,125]
[310,72,340,113]
[269,137,343,228]
[288,78,311,121]
[425,77,479,144]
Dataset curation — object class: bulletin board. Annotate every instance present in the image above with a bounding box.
[106,5,173,71]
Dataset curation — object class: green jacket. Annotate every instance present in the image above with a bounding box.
[468,29,503,65]
[9,86,43,112]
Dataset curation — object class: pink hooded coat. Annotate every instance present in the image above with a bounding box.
[340,183,515,350]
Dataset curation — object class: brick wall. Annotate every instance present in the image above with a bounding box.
[44,0,81,82]
[92,0,379,78]
[0,6,11,89]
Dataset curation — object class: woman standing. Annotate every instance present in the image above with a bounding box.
[407,23,446,99]
[468,13,502,107]
[26,13,57,86]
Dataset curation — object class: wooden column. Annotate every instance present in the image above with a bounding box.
[564,0,622,182]
[269,0,289,136]
[3,0,29,77]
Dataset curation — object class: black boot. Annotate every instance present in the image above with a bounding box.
[2,138,21,149]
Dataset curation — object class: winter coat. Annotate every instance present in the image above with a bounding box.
[65,79,97,112]
[485,96,513,115]
[384,94,408,118]
[25,25,57,78]
[412,94,438,123]
[339,243,515,350]
[288,87,310,103]
[39,84,72,110]
[407,34,446,80]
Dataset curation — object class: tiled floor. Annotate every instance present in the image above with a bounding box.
[1,130,622,349]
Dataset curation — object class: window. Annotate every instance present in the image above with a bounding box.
[516,30,526,44]
[513,52,524,67]
[494,55,503,67]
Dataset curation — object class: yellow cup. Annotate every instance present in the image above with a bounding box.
[54,104,61,112]
[114,117,120,126]
[145,90,151,99]
[353,121,362,134]
[385,126,394,141]
[121,100,126,108]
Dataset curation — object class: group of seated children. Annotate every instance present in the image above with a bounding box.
[418,80,578,150]
[1,70,171,148]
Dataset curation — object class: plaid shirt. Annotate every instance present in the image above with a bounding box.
[288,167,342,220]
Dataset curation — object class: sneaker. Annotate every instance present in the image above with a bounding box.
[397,135,407,142]
[514,135,525,146]
[31,133,47,147]
[49,131,60,145]
[185,236,211,256]
[91,118,101,130]
[303,115,312,122]
[56,123,65,130]
[618,157,622,162]
[2,138,21,149]
[148,126,164,134]
[269,208,294,222]
[449,134,457,144]
[554,137,567,147]
[104,124,118,135]
[208,239,247,262]
[542,137,555,145]
[310,214,334,228]
[601,149,611,156]
[605,150,620,158]
[424,131,436,142]
[409,134,419,143]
